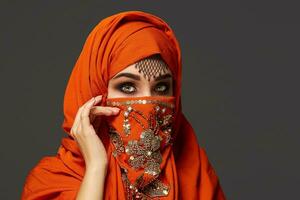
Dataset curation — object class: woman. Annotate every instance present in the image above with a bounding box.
[21,10,226,200]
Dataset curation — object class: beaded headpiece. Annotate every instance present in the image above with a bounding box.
[134,54,170,81]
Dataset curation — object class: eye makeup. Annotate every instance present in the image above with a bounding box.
[115,81,137,94]
[153,81,170,94]
[113,81,171,95]
[111,70,173,96]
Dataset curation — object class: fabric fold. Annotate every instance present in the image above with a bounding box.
[21,10,226,200]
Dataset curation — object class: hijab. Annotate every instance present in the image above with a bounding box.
[21,10,226,200]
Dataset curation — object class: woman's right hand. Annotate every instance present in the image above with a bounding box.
[70,95,120,170]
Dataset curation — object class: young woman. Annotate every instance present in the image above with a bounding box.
[21,10,226,200]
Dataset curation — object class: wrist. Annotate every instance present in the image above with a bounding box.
[86,162,108,173]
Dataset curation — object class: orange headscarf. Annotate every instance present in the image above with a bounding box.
[21,10,226,200]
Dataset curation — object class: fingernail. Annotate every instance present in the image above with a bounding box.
[113,107,120,112]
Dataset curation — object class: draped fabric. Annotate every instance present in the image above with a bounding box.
[105,95,176,198]
[21,10,226,200]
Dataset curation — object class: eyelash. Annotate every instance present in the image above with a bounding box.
[116,82,170,95]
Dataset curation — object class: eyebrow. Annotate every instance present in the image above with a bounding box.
[155,73,172,81]
[112,72,172,81]
[112,73,140,81]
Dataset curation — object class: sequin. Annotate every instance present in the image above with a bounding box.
[106,99,174,109]
[108,127,124,157]
[123,106,134,136]
[142,178,170,197]
[124,129,162,175]
[107,99,174,199]
[121,168,170,199]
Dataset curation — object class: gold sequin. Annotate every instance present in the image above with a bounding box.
[107,99,174,199]
[121,168,170,199]
[142,178,170,197]
[108,127,124,157]
[125,129,163,175]
[106,99,174,109]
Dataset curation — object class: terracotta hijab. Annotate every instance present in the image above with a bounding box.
[21,10,226,200]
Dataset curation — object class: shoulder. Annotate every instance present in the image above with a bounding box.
[21,156,81,200]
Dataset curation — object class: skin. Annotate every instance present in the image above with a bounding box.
[73,63,173,200]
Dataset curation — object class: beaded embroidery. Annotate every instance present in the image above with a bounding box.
[125,129,163,176]
[107,98,175,199]
[107,99,174,138]
[108,126,167,176]
[121,168,170,199]
[108,127,125,157]
[106,99,174,109]
[134,54,170,81]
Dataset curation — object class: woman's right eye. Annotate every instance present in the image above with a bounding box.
[117,82,136,94]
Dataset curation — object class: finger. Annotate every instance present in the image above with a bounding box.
[70,127,76,139]
[87,95,103,116]
[90,106,120,126]
[93,95,103,104]
[71,107,85,138]
[91,106,120,115]
[90,106,120,116]
[71,96,101,138]
[73,97,95,132]
[80,97,96,129]
[78,96,97,122]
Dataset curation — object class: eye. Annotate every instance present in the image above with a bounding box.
[154,82,170,94]
[117,82,137,94]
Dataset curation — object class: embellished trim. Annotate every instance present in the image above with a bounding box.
[126,129,163,176]
[107,100,174,199]
[108,127,125,157]
[106,99,175,109]
[109,127,163,176]
[121,168,170,199]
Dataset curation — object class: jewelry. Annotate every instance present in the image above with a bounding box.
[134,54,169,81]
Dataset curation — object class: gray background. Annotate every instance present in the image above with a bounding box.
[1,0,299,199]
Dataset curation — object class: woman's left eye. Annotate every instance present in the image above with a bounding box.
[154,83,169,93]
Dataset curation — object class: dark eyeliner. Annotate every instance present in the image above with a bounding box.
[115,81,136,94]
[154,82,170,93]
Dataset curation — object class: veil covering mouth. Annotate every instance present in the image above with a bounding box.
[21,10,226,200]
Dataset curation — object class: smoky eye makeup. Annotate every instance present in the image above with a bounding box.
[112,80,172,95]
[153,81,171,94]
[115,81,137,94]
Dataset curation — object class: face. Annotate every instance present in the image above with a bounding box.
[107,62,173,98]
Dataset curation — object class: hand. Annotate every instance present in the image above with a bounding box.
[70,95,120,170]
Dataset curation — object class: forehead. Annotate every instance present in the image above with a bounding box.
[115,54,172,81]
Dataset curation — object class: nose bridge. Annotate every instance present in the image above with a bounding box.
[142,88,152,96]
[141,81,152,97]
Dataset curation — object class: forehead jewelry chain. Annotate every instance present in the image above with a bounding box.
[134,54,169,81]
